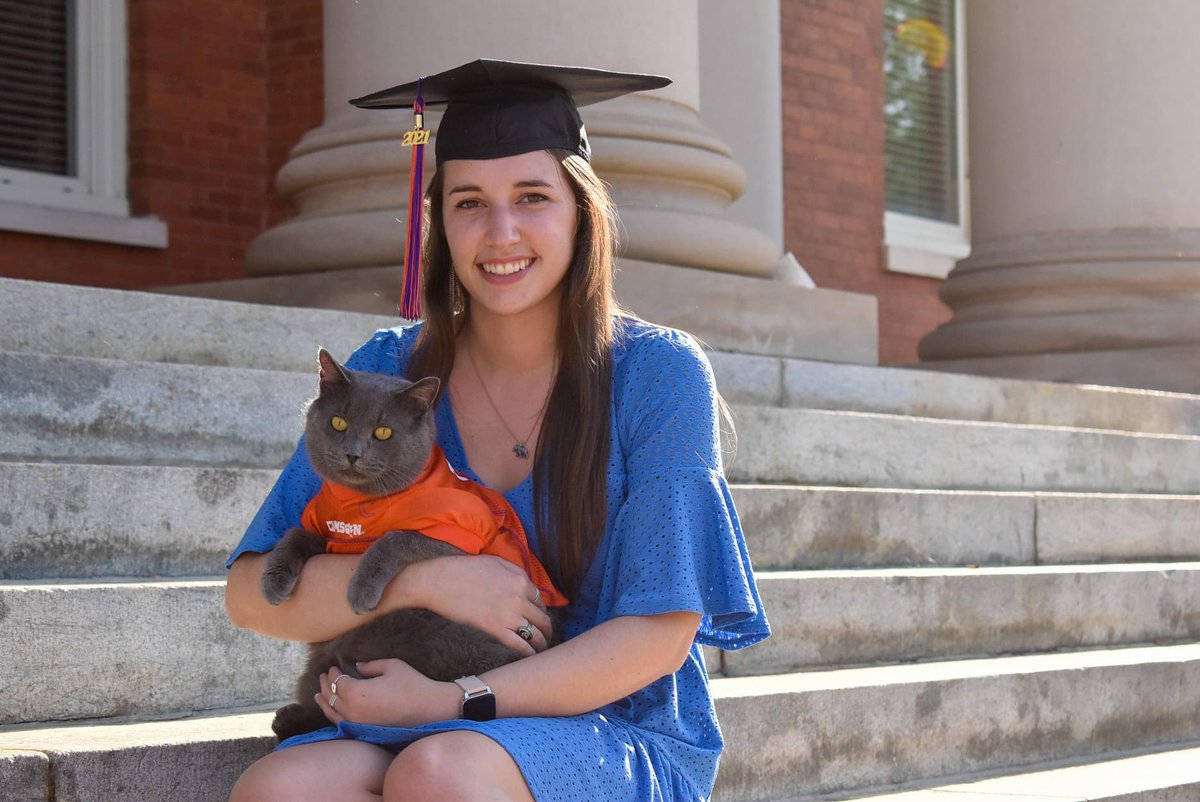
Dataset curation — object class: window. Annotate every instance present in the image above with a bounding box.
[882,0,968,278]
[0,0,166,247]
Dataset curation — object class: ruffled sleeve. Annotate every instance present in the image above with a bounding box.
[599,325,769,650]
[225,326,416,567]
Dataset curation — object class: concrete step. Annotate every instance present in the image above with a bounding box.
[0,351,308,467]
[0,276,394,374]
[6,462,1200,581]
[2,646,1198,802]
[728,407,1200,492]
[0,579,304,726]
[712,643,1200,801]
[6,563,1199,724]
[711,351,1200,436]
[727,563,1200,675]
[8,350,1200,492]
[736,485,1200,569]
[8,276,1200,436]
[0,463,276,580]
[850,744,1200,801]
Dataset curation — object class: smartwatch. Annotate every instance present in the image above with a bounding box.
[453,675,496,721]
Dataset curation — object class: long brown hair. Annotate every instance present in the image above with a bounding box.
[407,150,618,598]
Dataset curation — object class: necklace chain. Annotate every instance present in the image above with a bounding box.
[463,344,554,460]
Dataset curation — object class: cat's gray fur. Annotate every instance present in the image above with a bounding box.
[259,348,547,741]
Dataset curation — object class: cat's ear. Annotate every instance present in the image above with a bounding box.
[317,348,351,393]
[396,376,440,418]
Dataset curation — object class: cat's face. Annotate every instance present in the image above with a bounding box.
[303,349,440,496]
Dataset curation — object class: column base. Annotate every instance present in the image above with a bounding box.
[918,344,1200,395]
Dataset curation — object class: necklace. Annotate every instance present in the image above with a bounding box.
[463,345,554,460]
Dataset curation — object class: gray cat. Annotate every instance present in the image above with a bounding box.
[259,348,549,741]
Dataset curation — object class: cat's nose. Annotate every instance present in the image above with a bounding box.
[346,455,359,466]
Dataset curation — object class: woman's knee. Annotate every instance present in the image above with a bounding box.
[384,732,532,802]
[229,741,391,802]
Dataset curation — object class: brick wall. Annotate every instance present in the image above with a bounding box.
[780,0,950,364]
[0,0,322,290]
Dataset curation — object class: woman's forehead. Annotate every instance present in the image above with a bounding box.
[442,151,566,189]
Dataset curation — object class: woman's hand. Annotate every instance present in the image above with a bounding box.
[315,661,459,728]
[400,554,553,656]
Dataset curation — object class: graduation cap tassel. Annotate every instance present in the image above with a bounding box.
[399,83,428,320]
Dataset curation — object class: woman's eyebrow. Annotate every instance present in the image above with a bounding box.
[447,178,555,195]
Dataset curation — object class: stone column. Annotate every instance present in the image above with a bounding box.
[244,0,777,283]
[918,0,1200,392]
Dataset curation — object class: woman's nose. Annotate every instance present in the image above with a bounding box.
[484,208,520,246]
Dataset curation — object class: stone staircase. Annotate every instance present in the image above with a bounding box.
[1,276,1198,802]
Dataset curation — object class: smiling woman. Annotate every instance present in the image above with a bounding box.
[442,152,579,323]
[225,59,770,802]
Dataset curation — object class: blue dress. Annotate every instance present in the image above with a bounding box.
[228,317,770,801]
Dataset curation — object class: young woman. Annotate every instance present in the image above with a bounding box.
[224,60,769,802]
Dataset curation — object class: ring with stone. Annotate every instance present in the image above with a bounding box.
[516,623,535,642]
[330,674,352,696]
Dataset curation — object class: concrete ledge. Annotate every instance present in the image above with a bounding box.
[0,750,49,802]
[0,352,309,467]
[1037,494,1200,563]
[0,463,276,580]
[0,580,304,725]
[873,744,1200,801]
[733,486,1035,569]
[0,277,395,373]
[0,710,274,802]
[712,644,1200,801]
[728,563,1200,674]
[768,356,1200,436]
[728,407,1200,493]
[5,647,1196,802]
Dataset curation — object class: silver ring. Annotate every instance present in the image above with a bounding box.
[328,692,339,710]
[516,623,535,642]
[532,588,542,605]
[330,674,351,696]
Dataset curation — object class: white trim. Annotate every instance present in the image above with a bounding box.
[0,200,167,248]
[884,0,971,279]
[0,0,163,247]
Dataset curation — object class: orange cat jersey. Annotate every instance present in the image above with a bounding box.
[300,445,568,607]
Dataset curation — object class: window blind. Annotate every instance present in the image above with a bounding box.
[0,0,70,175]
[884,0,957,224]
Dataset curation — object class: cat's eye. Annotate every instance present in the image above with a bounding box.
[330,416,349,432]
[373,426,393,441]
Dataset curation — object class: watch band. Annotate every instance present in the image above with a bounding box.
[453,675,496,721]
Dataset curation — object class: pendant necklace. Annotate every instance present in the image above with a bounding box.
[464,344,554,460]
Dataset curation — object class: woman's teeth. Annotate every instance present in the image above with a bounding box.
[480,258,532,276]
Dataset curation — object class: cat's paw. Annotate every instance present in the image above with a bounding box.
[271,702,321,742]
[260,558,303,605]
[346,579,385,615]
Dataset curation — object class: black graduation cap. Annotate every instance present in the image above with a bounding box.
[349,59,671,164]
[348,59,670,320]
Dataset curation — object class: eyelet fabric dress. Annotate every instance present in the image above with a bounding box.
[228,317,770,801]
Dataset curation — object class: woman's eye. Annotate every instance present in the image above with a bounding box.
[373,426,393,441]
[519,192,548,204]
[455,198,482,209]
[331,416,349,432]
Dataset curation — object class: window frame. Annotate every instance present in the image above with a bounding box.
[882,0,969,279]
[0,0,167,248]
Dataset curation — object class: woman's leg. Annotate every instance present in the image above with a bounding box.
[229,739,394,802]
[383,731,535,802]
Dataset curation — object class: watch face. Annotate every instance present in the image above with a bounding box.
[462,691,496,721]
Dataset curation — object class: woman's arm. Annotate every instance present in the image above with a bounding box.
[313,610,703,727]
[225,551,551,652]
